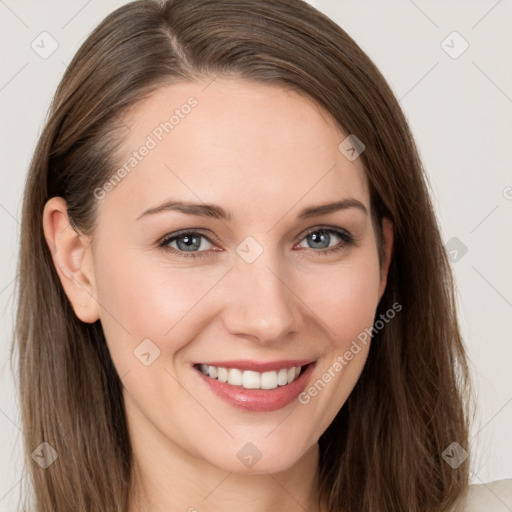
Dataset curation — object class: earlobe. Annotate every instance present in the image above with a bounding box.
[378,217,394,301]
[42,197,100,323]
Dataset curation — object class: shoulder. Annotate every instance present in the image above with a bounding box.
[453,478,512,511]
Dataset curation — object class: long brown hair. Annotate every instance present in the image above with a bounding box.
[13,0,473,510]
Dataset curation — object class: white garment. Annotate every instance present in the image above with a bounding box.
[456,479,512,511]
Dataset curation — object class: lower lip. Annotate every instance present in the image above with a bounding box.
[194,362,316,412]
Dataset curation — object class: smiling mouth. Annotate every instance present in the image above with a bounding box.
[193,362,312,390]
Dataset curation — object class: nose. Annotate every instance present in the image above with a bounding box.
[221,250,303,344]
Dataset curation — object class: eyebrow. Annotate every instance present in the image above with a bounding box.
[136,197,368,222]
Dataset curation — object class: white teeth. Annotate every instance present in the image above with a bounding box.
[197,364,305,389]
[261,371,278,389]
[217,367,228,383]
[277,368,288,386]
[242,370,260,389]
[228,368,243,386]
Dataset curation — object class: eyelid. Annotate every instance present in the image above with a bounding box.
[296,224,351,242]
[158,224,356,258]
[158,228,220,247]
[294,225,355,253]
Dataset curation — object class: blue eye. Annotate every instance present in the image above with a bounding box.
[297,228,354,255]
[158,227,354,259]
[159,231,214,259]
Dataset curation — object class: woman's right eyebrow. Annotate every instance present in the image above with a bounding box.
[136,199,232,221]
[135,197,368,222]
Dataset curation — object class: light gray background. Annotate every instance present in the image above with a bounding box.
[1,1,511,510]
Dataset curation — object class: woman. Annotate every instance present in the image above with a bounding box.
[13,0,511,511]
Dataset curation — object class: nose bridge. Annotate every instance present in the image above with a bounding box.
[223,242,301,342]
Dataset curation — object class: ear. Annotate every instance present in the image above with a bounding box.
[42,197,100,323]
[377,217,394,301]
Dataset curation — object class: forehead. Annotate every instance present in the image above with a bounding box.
[100,78,370,223]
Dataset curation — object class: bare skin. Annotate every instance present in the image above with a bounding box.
[43,77,393,512]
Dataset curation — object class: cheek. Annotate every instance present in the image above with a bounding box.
[292,258,381,440]
[299,255,382,344]
[333,269,380,341]
[92,246,226,366]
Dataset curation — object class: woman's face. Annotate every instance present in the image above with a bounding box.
[51,78,393,475]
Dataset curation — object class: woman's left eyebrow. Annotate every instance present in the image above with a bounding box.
[135,197,368,222]
[298,198,368,219]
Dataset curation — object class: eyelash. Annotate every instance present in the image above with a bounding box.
[158,226,356,260]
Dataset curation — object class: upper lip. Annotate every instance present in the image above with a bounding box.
[193,359,316,372]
